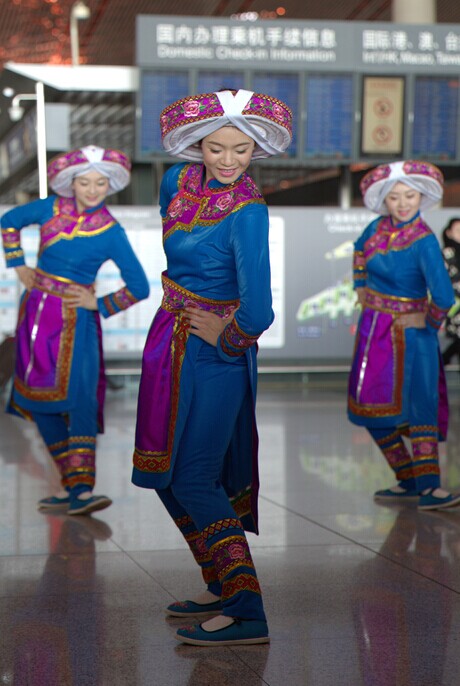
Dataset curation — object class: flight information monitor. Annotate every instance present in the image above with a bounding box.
[412,76,459,160]
[251,72,299,157]
[304,74,354,159]
[197,71,245,93]
[138,71,189,156]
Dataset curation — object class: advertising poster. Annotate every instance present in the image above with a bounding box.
[361,75,405,155]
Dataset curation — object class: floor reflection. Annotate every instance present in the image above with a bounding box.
[352,508,457,686]
[173,644,270,685]
[2,381,460,684]
[11,516,111,686]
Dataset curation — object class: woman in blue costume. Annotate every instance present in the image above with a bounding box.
[1,145,149,515]
[132,89,292,646]
[348,160,460,511]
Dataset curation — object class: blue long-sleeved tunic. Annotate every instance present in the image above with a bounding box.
[159,162,274,355]
[1,195,149,415]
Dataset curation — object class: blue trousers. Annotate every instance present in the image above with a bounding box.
[32,316,100,496]
[157,344,266,621]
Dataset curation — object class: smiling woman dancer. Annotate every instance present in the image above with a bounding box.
[348,160,460,511]
[1,145,149,515]
[131,90,292,646]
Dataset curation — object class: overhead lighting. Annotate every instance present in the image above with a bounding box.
[70,1,91,66]
[231,12,259,21]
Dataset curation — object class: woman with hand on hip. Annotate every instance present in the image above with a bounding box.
[1,146,149,515]
[348,161,460,511]
[132,90,292,646]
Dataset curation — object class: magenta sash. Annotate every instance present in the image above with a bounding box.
[13,269,105,426]
[349,289,448,437]
[349,308,405,417]
[133,272,238,476]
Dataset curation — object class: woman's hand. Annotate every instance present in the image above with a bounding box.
[393,313,426,329]
[185,307,233,346]
[15,265,36,291]
[355,287,367,307]
[66,284,98,311]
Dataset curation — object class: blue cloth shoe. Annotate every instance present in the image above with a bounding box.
[68,494,112,516]
[175,618,269,646]
[374,487,420,501]
[166,598,223,618]
[418,490,460,511]
[37,494,70,511]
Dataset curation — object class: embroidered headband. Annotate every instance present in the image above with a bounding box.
[160,89,292,161]
[360,160,444,215]
[47,145,131,197]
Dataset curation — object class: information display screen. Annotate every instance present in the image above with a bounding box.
[138,71,189,156]
[304,74,354,159]
[197,71,245,93]
[251,72,299,157]
[412,77,459,160]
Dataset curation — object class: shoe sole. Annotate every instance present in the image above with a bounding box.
[418,500,460,511]
[374,495,420,502]
[68,498,112,516]
[166,608,222,618]
[174,634,270,646]
[37,503,70,512]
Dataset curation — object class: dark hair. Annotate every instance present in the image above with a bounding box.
[442,217,460,247]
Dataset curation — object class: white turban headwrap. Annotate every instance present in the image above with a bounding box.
[360,160,443,215]
[48,145,131,197]
[160,89,292,161]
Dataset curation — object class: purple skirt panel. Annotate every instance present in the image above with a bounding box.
[348,304,448,439]
[8,269,105,425]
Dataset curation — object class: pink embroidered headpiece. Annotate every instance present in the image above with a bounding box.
[48,145,131,197]
[360,160,443,215]
[160,89,292,161]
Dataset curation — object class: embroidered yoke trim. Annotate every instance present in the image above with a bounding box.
[163,163,265,240]
[39,197,116,255]
[363,215,431,261]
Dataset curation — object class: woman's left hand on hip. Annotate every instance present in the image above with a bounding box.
[66,284,98,311]
[184,306,231,346]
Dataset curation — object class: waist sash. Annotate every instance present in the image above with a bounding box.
[364,288,427,315]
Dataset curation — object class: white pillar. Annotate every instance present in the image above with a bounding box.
[35,81,48,199]
[391,0,436,24]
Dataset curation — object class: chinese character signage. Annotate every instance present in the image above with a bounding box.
[360,26,460,71]
[136,16,460,164]
[137,16,460,74]
[137,16,344,70]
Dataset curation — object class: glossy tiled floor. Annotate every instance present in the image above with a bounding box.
[2,374,460,685]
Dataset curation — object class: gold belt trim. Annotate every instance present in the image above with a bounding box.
[365,288,427,315]
[161,273,239,318]
[34,268,93,299]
